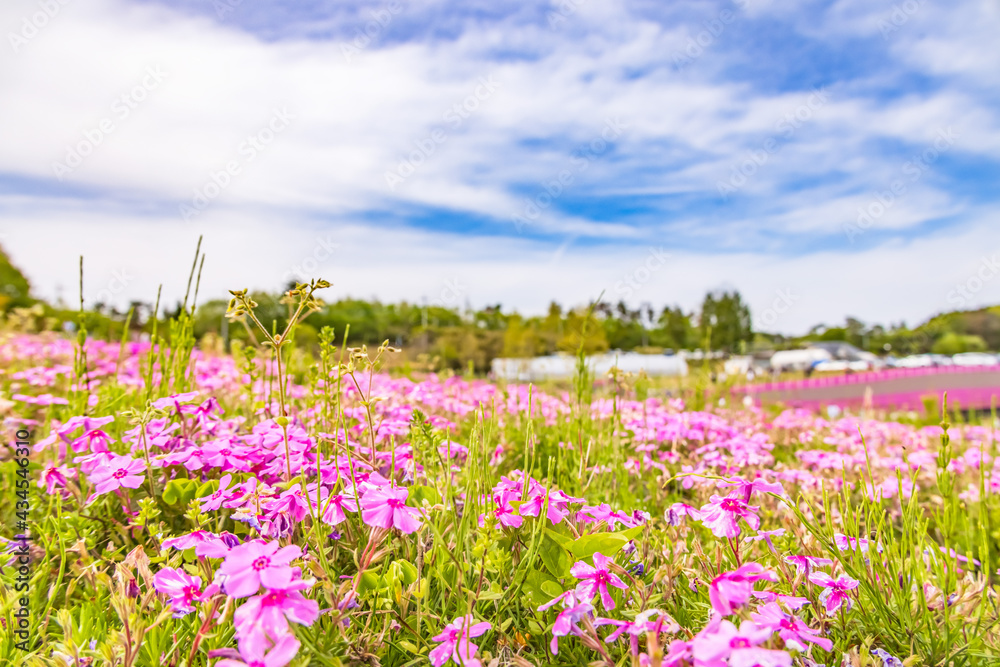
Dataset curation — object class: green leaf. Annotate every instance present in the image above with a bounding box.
[407,485,441,507]
[162,479,198,506]
[522,569,560,606]
[396,560,418,585]
[566,532,630,560]
[539,533,571,578]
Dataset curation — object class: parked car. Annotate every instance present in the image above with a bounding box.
[952,352,1000,367]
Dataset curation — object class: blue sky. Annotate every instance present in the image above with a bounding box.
[0,0,998,333]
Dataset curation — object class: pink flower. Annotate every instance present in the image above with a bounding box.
[321,491,359,526]
[785,554,833,575]
[570,552,628,611]
[537,591,594,655]
[664,502,702,526]
[691,618,791,667]
[38,464,75,496]
[200,474,235,512]
[214,634,300,667]
[745,529,785,552]
[233,576,319,658]
[429,615,492,667]
[751,602,833,651]
[698,494,760,538]
[218,540,303,598]
[709,563,778,616]
[359,486,422,534]
[578,503,635,531]
[809,572,859,614]
[152,567,218,617]
[717,476,785,502]
[87,454,146,501]
[479,489,522,529]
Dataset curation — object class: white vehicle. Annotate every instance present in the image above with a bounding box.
[894,354,953,368]
[769,348,833,373]
[952,352,999,367]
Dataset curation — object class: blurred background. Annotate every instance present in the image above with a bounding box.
[1,0,999,379]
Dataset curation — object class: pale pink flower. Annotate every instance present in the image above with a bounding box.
[698,494,760,538]
[691,618,791,667]
[709,563,778,616]
[751,602,833,651]
[214,634,300,667]
[152,567,219,617]
[809,572,859,614]
[233,576,319,658]
[359,486,422,534]
[429,616,492,667]
[570,552,628,611]
[87,454,146,501]
[218,540,303,598]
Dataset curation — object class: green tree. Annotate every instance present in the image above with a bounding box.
[698,290,752,353]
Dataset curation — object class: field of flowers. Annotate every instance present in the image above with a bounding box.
[1,283,999,667]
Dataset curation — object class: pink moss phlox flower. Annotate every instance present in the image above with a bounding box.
[214,634,300,667]
[233,575,318,659]
[664,502,702,526]
[320,489,359,526]
[38,464,76,495]
[745,529,786,551]
[717,475,785,502]
[151,391,200,412]
[785,554,834,575]
[751,602,833,651]
[218,540,303,598]
[661,639,693,667]
[359,485,422,534]
[578,503,635,531]
[595,609,678,644]
[86,454,146,502]
[428,615,492,667]
[698,494,761,538]
[200,474,236,512]
[833,533,881,554]
[709,563,778,616]
[151,567,219,617]
[538,590,594,655]
[162,530,241,557]
[809,572,860,614]
[571,552,628,611]
[520,483,584,525]
[751,591,811,611]
[691,617,792,667]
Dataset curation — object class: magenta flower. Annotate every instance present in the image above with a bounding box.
[429,615,492,667]
[359,485,422,534]
[218,540,303,598]
[809,572,859,614]
[152,567,218,617]
[785,554,834,575]
[717,476,785,502]
[537,591,594,655]
[751,602,833,652]
[38,464,75,496]
[664,502,702,526]
[698,494,761,538]
[479,489,522,530]
[709,563,778,616]
[745,529,785,552]
[321,491,359,526]
[570,552,628,611]
[691,618,792,667]
[233,576,319,658]
[200,474,235,512]
[214,634,300,667]
[87,454,146,501]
